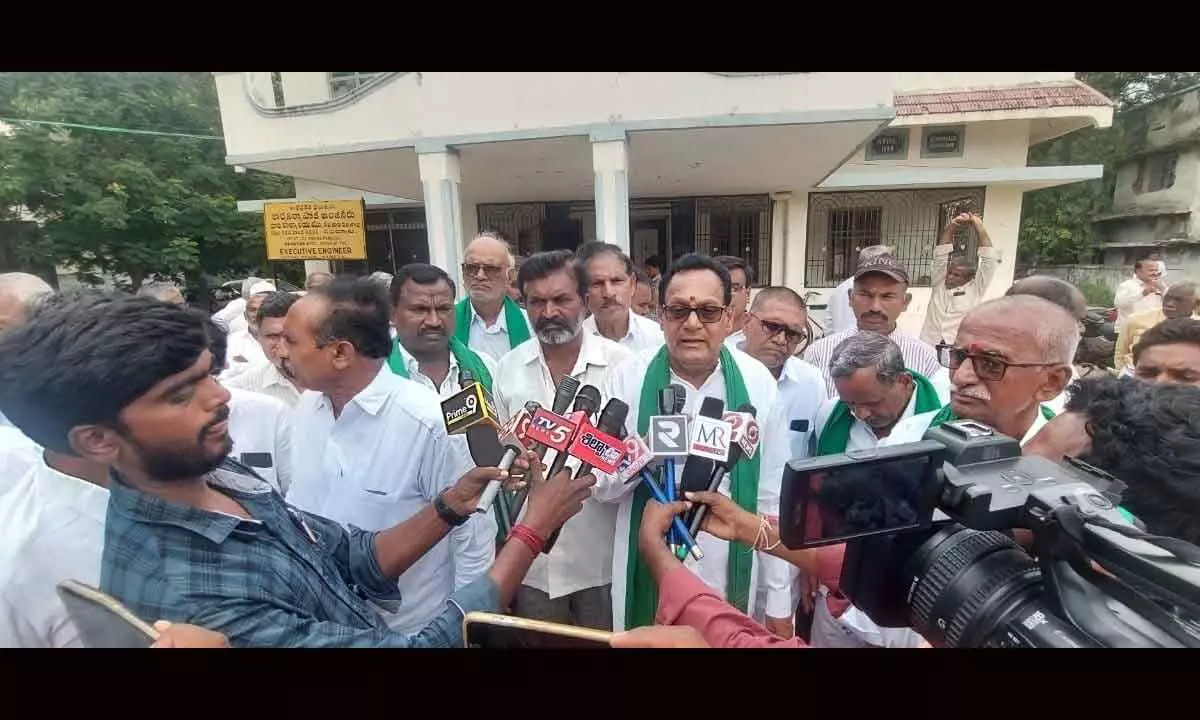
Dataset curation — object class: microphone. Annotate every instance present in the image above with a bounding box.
[542,398,630,554]
[459,368,474,390]
[678,397,727,495]
[441,376,520,523]
[546,384,601,480]
[508,377,582,520]
[441,381,501,454]
[686,403,758,540]
[611,425,703,562]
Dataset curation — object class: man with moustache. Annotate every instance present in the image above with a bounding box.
[1131,318,1200,386]
[281,277,498,636]
[804,254,941,395]
[0,292,591,648]
[456,232,533,362]
[577,241,664,353]
[220,280,275,381]
[828,245,893,334]
[224,292,306,407]
[492,250,633,631]
[632,267,656,319]
[593,253,796,637]
[714,255,753,339]
[883,295,1078,447]
[1116,282,1199,373]
[387,264,497,398]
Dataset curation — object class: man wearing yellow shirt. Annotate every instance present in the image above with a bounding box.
[1115,281,1198,372]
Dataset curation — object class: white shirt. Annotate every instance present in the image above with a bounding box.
[213,297,246,333]
[829,277,856,334]
[493,332,634,599]
[0,426,42,498]
[813,376,950,454]
[286,365,494,635]
[883,404,1051,448]
[223,361,303,408]
[582,309,665,354]
[467,302,532,362]
[804,327,941,397]
[221,329,267,382]
[920,245,1001,345]
[0,459,109,648]
[226,387,295,495]
[1114,276,1162,322]
[728,337,827,461]
[391,342,499,399]
[594,346,795,630]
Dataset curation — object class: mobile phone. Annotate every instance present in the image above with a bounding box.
[56,579,160,649]
[462,611,613,649]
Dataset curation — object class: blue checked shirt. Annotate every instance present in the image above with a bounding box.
[99,462,499,648]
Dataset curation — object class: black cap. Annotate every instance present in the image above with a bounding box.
[854,254,909,284]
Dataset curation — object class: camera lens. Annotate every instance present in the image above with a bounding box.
[904,524,1042,647]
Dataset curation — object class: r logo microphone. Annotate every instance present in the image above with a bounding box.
[648,415,688,457]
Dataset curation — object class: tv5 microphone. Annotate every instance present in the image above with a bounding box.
[545,384,602,480]
[686,403,757,538]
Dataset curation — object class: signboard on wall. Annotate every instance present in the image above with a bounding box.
[921,125,965,158]
[263,200,367,260]
[866,129,909,160]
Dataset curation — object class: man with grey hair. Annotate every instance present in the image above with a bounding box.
[920,212,999,345]
[829,245,893,333]
[884,295,1079,448]
[455,231,532,361]
[0,272,52,333]
[1006,275,1089,414]
[136,281,186,306]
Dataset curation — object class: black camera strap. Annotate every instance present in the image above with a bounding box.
[1083,516,1200,565]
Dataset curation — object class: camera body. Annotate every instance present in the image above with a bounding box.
[779,420,1198,648]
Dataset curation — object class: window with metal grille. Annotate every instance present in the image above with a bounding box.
[329,72,385,98]
[694,195,772,286]
[805,188,986,288]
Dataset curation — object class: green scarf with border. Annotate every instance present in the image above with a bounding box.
[816,371,944,456]
[386,337,494,394]
[453,296,531,351]
[624,345,759,629]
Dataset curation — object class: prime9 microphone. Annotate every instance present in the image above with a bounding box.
[686,403,758,540]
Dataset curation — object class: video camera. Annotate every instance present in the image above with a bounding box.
[778,420,1200,648]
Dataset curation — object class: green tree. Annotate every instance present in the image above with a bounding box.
[0,72,293,290]
[1019,72,1200,266]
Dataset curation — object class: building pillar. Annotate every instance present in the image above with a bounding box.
[769,192,792,287]
[591,134,631,253]
[418,149,465,292]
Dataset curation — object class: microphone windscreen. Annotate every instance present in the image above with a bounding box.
[465,425,505,466]
[698,396,725,419]
[668,384,687,413]
[596,398,630,435]
[573,385,602,417]
[551,376,581,415]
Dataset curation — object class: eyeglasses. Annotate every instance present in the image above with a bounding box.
[661,304,727,324]
[936,344,1062,382]
[462,262,507,279]
[748,312,805,345]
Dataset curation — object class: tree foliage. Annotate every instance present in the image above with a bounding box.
[1019,72,1200,266]
[0,72,293,289]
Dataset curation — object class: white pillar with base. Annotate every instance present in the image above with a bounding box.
[590,131,631,254]
[418,148,465,292]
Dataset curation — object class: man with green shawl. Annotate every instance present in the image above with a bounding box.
[593,254,795,636]
[387,263,498,398]
[881,295,1077,449]
[455,232,533,362]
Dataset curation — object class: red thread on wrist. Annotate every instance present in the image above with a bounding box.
[508,524,545,555]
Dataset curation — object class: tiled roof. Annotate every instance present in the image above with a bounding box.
[895,81,1113,117]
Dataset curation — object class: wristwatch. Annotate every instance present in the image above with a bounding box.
[434,489,471,527]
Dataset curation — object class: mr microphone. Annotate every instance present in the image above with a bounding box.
[686,403,757,539]
[678,397,725,495]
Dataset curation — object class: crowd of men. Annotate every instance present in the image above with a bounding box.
[1,214,1199,649]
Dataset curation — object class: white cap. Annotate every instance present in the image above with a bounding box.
[248,280,277,296]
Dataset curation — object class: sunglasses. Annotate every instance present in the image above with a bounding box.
[661,304,727,324]
[748,312,805,345]
[936,344,1061,382]
[462,262,507,279]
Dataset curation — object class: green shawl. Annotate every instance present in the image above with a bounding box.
[386,337,494,394]
[452,297,531,352]
[624,345,759,629]
[815,371,945,456]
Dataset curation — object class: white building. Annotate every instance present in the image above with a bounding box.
[217,72,1112,334]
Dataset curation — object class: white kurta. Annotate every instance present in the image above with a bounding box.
[581,309,665,354]
[224,360,303,408]
[828,277,856,334]
[594,346,794,631]
[919,245,1001,346]
[286,365,494,635]
[493,332,634,599]
[0,426,41,498]
[466,302,533,362]
[882,404,1051,448]
[225,387,295,495]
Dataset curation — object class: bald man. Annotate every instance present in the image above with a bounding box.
[0,272,52,332]
[1006,275,1089,414]
[455,232,533,361]
[883,295,1078,447]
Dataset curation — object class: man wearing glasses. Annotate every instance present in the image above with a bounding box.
[882,294,1078,448]
[803,255,941,397]
[726,287,826,461]
[454,232,533,362]
[594,254,797,638]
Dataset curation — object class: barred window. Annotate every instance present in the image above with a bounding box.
[805,188,985,288]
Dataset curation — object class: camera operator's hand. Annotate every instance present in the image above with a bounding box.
[610,625,709,649]
[520,451,595,539]
[151,621,229,649]
[684,490,760,546]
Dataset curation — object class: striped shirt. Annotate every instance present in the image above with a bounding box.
[803,326,941,396]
